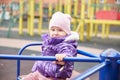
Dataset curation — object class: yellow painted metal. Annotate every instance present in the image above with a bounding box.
[106,24,110,38]
[101,0,107,39]
[18,0,119,40]
[63,0,67,13]
[102,24,106,39]
[48,3,52,19]
[103,0,107,10]
[85,19,120,25]
[19,0,23,35]
[72,0,78,30]
[29,0,35,36]
[55,1,59,12]
[38,0,43,35]
[85,19,120,38]
[74,0,78,17]
[86,0,95,40]
[27,15,31,35]
[79,0,85,41]
[66,0,71,14]
[27,0,31,35]
[94,0,100,37]
[87,0,91,19]
[58,0,62,12]
[94,24,98,37]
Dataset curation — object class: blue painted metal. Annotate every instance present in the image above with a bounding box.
[72,62,110,80]
[17,42,42,80]
[117,60,120,64]
[0,54,101,62]
[77,49,98,58]
[17,42,42,55]
[0,42,119,80]
[100,49,120,80]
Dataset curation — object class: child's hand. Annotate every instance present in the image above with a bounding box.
[52,61,65,65]
[55,54,66,61]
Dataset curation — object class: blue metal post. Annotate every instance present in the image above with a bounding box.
[17,42,42,80]
[100,48,120,80]
[72,62,108,80]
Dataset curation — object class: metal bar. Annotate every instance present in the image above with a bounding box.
[18,42,42,55]
[117,60,120,64]
[0,54,101,62]
[17,60,20,80]
[72,62,109,80]
[77,50,98,58]
[17,42,42,80]
[85,19,120,25]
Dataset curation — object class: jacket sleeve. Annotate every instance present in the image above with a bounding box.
[32,61,58,77]
[56,42,77,57]
[56,43,77,78]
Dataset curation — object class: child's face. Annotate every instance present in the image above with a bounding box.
[49,26,67,38]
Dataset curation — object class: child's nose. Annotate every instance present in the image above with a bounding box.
[54,30,58,34]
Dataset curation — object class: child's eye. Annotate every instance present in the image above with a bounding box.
[58,29,63,32]
[51,29,55,31]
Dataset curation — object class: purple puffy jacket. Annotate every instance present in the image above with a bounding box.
[32,32,79,78]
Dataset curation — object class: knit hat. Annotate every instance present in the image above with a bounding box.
[49,12,71,34]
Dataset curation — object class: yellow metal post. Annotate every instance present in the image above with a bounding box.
[38,0,43,35]
[58,0,62,12]
[106,24,110,38]
[86,0,91,40]
[94,0,100,37]
[48,3,52,20]
[74,0,78,17]
[27,0,31,35]
[79,0,85,41]
[87,0,91,18]
[29,0,34,36]
[27,16,31,35]
[87,0,95,40]
[101,0,107,38]
[102,24,106,38]
[67,0,71,14]
[72,0,78,30]
[55,1,58,12]
[19,0,23,35]
[64,0,67,13]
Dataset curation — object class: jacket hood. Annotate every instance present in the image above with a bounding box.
[64,31,79,41]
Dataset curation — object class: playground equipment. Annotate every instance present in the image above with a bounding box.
[1,0,119,41]
[84,0,120,40]
[0,42,120,80]
[19,0,43,36]
[17,0,120,41]
[44,0,120,41]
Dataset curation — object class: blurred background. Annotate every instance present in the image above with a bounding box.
[0,0,120,80]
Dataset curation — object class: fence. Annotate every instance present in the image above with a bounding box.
[0,42,120,80]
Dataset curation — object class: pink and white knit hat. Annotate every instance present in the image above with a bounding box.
[49,12,71,34]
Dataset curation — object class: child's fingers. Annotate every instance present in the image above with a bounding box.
[55,54,66,61]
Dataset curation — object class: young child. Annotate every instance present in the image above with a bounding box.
[19,12,79,80]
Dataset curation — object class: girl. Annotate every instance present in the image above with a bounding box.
[19,12,79,80]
